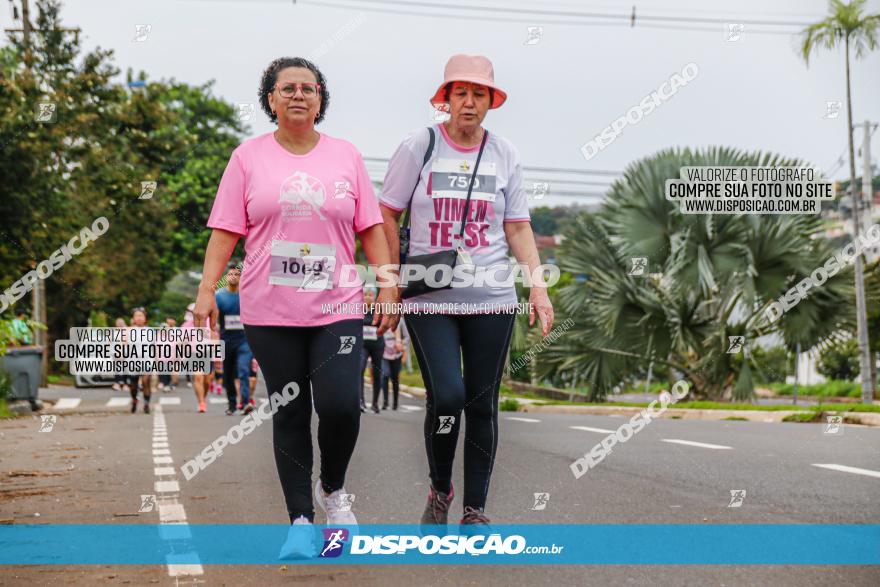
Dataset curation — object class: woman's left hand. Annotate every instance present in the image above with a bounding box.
[529,287,554,337]
[375,286,401,335]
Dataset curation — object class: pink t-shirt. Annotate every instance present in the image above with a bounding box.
[207,132,383,326]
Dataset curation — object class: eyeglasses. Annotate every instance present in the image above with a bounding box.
[274,82,321,99]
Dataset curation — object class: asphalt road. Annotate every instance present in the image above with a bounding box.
[1,380,878,586]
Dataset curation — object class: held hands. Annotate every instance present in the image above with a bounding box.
[529,286,554,337]
[374,285,401,335]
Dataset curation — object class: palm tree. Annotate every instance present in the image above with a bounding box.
[535,147,854,401]
[801,0,880,402]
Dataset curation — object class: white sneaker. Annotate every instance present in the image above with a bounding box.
[278,516,317,560]
[314,479,358,529]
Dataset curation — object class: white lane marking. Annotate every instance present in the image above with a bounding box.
[153,449,171,456]
[570,425,617,434]
[152,405,203,577]
[153,442,169,449]
[208,397,226,404]
[399,405,422,412]
[812,463,880,479]
[155,480,181,493]
[400,391,414,399]
[106,397,130,407]
[506,416,541,423]
[158,502,187,523]
[166,555,204,577]
[53,398,81,409]
[159,397,181,405]
[661,439,732,450]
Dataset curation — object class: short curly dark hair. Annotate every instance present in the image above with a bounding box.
[259,57,329,125]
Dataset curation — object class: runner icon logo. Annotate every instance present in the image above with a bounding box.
[728,489,746,508]
[436,416,455,434]
[39,415,57,432]
[337,336,356,355]
[726,336,744,354]
[629,257,647,276]
[333,181,351,199]
[140,181,157,200]
[338,493,355,512]
[320,528,349,558]
[531,492,550,510]
[824,415,843,435]
[138,494,156,513]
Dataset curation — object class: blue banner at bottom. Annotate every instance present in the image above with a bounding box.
[1,524,878,565]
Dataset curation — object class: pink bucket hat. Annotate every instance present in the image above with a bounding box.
[430,54,507,109]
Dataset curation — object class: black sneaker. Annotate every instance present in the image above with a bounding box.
[143,402,150,414]
[420,484,454,533]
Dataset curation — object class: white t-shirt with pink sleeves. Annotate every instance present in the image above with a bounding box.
[381,124,531,314]
[208,132,383,327]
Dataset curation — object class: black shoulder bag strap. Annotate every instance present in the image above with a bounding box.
[399,127,435,261]
[455,129,489,243]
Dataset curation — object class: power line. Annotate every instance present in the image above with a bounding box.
[363,156,622,178]
[302,0,812,34]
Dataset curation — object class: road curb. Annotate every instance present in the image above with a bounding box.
[518,403,880,426]
[397,382,879,426]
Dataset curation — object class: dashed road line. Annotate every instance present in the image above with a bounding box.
[506,417,541,423]
[570,425,617,434]
[159,397,181,405]
[106,397,130,407]
[53,398,81,409]
[660,438,732,450]
[151,405,203,578]
[812,463,880,479]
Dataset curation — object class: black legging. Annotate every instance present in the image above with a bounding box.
[244,319,362,523]
[406,312,515,510]
[361,343,384,408]
[383,357,402,409]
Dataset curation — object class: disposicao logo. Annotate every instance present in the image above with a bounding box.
[320,528,349,558]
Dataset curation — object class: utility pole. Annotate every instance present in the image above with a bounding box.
[845,68,873,404]
[865,121,875,222]
[863,120,876,395]
[9,0,79,388]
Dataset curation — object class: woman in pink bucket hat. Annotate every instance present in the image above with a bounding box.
[379,54,555,530]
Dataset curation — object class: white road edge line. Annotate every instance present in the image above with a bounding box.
[53,398,81,409]
[660,438,733,450]
[812,463,880,479]
[506,417,541,423]
[570,425,617,434]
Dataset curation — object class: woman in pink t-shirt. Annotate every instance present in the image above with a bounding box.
[193,57,396,558]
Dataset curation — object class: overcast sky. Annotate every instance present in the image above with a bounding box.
[20,0,880,207]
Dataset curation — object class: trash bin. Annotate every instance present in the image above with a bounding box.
[0,346,44,401]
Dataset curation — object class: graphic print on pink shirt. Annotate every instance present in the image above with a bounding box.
[279,170,328,221]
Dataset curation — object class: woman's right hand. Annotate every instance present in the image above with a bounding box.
[194,286,219,333]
